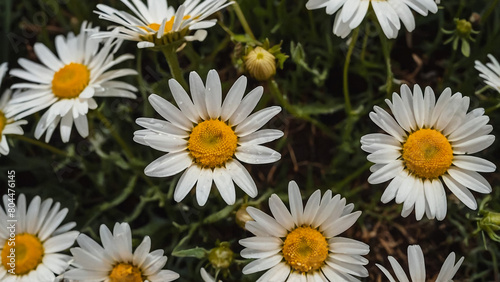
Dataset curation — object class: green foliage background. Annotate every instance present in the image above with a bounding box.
[1,0,500,281]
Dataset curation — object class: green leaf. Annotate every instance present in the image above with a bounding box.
[172,247,208,258]
[461,39,470,57]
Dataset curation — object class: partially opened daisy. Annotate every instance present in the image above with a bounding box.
[376,245,464,282]
[239,181,369,281]
[134,70,283,206]
[0,63,27,156]
[0,194,79,281]
[475,54,500,94]
[94,0,232,48]
[64,222,179,281]
[306,0,438,39]
[6,21,137,143]
[361,84,496,220]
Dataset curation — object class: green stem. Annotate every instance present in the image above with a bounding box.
[343,28,360,116]
[231,0,256,41]
[485,102,500,115]
[441,47,457,89]
[336,161,371,189]
[482,0,499,24]
[268,79,335,139]
[161,46,188,90]
[11,134,75,158]
[95,110,134,162]
[378,30,393,97]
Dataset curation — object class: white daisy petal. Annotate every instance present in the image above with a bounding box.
[235,145,281,164]
[174,165,202,202]
[144,151,192,177]
[213,167,236,205]
[205,69,222,119]
[221,75,247,121]
[196,168,213,206]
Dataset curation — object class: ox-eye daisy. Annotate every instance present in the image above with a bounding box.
[0,63,27,156]
[134,70,283,206]
[376,245,464,282]
[362,84,496,220]
[475,54,500,94]
[0,194,79,281]
[64,222,179,281]
[6,21,137,143]
[239,181,369,281]
[306,0,438,39]
[94,0,231,48]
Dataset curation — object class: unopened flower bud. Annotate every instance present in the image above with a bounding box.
[456,19,473,38]
[235,205,253,229]
[244,47,276,81]
[208,242,234,269]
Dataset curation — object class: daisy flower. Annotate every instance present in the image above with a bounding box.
[361,84,496,220]
[0,63,27,156]
[376,245,464,282]
[93,0,232,48]
[239,181,370,281]
[6,21,137,143]
[64,222,179,281]
[305,0,438,39]
[475,54,500,94]
[0,194,79,281]
[134,70,283,206]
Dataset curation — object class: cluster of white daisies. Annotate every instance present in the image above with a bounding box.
[0,0,499,281]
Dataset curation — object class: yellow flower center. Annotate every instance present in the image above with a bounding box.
[141,15,191,35]
[282,226,329,273]
[1,233,44,275]
[402,128,453,179]
[109,263,143,282]
[51,63,90,99]
[188,119,238,168]
[0,110,6,138]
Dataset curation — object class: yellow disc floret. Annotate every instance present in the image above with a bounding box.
[141,15,191,35]
[1,233,44,275]
[51,63,90,99]
[402,128,453,179]
[109,263,143,282]
[282,226,329,273]
[188,119,238,168]
[0,110,6,138]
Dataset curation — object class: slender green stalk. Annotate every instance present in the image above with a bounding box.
[485,102,500,115]
[268,79,335,139]
[482,0,499,24]
[441,47,457,89]
[231,0,256,41]
[343,28,360,115]
[161,46,188,90]
[11,134,75,158]
[95,110,134,162]
[336,161,371,189]
[377,30,393,97]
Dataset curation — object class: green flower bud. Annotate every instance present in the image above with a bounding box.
[208,242,234,269]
